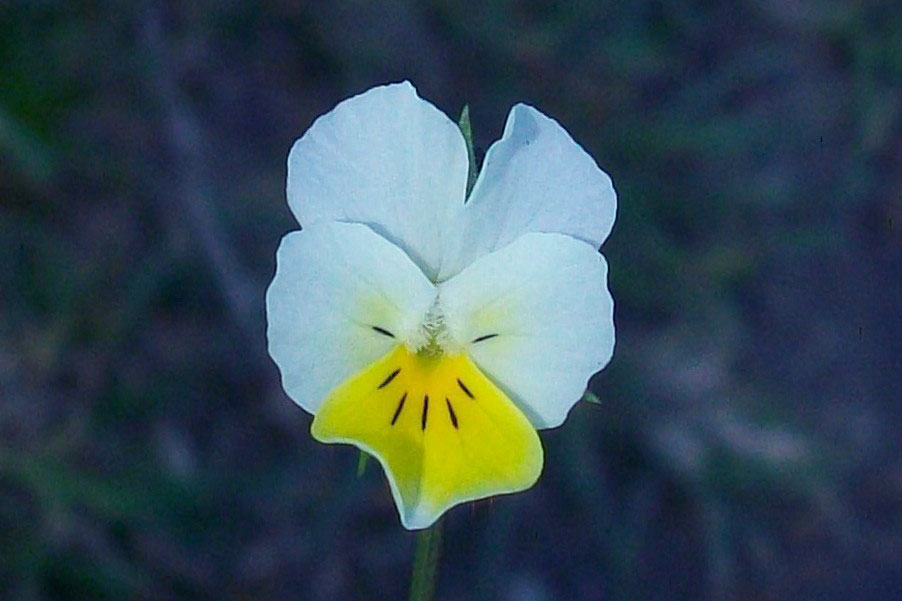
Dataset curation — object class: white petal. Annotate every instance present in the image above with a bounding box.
[287,81,469,280]
[266,222,436,413]
[437,104,616,281]
[439,233,614,429]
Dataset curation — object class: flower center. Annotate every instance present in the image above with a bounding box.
[372,296,498,358]
[409,297,454,357]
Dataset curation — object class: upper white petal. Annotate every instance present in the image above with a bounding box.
[287,81,469,281]
[439,232,615,429]
[265,222,436,413]
[437,104,616,280]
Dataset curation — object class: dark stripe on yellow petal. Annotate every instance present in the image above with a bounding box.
[391,392,407,425]
[457,378,474,399]
[378,368,401,389]
[446,398,458,429]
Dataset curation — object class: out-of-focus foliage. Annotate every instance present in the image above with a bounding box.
[1,1,899,600]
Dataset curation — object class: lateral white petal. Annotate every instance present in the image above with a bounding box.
[440,233,614,429]
[266,222,436,413]
[437,104,616,280]
[287,81,469,280]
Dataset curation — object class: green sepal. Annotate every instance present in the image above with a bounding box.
[582,390,602,405]
[458,105,478,197]
[356,450,369,477]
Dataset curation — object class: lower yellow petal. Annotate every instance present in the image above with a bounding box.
[311,345,543,529]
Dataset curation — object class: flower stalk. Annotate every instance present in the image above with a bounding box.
[408,519,444,601]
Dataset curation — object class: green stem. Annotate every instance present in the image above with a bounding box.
[408,519,444,601]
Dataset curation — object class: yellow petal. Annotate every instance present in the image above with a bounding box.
[311,345,543,529]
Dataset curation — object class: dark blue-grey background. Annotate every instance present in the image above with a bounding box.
[1,2,899,600]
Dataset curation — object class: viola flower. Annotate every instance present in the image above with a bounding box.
[266,82,615,530]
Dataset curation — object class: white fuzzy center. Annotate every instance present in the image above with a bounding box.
[407,297,456,356]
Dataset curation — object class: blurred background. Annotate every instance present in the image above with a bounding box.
[1,1,900,600]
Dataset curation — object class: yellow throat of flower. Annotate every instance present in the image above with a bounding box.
[310,344,543,529]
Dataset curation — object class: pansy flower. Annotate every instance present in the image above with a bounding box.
[266,82,615,530]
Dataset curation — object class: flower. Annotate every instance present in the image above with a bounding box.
[266,82,616,530]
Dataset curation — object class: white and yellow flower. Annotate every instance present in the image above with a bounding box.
[266,82,616,530]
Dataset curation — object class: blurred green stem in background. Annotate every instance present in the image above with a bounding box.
[408,519,444,601]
